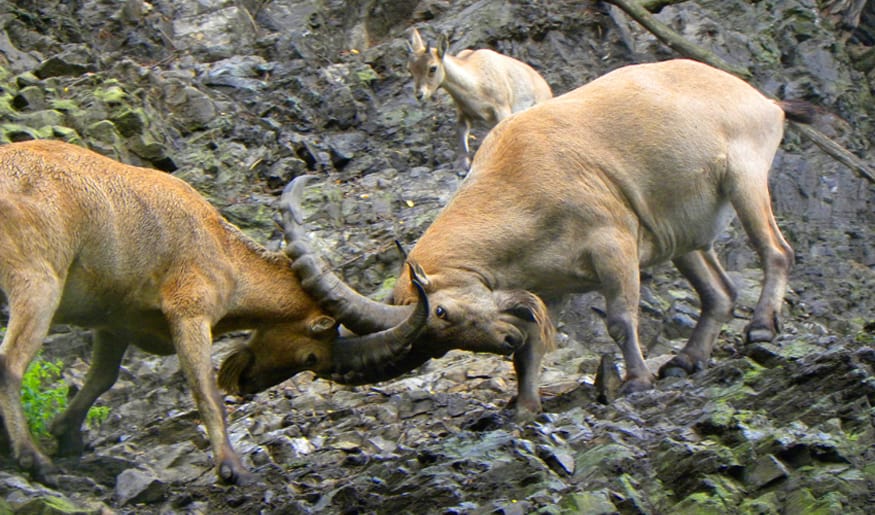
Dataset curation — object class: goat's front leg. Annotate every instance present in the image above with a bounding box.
[455,115,472,171]
[51,330,128,458]
[592,233,653,393]
[0,278,62,484]
[510,324,546,421]
[170,316,252,485]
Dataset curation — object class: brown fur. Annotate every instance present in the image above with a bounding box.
[389,59,806,416]
[0,140,338,485]
[406,28,553,169]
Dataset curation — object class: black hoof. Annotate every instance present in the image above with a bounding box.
[745,327,776,344]
[659,364,689,379]
[218,462,255,485]
[658,353,707,379]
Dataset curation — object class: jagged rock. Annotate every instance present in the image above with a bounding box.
[557,490,618,514]
[747,454,790,489]
[11,85,47,111]
[13,495,107,515]
[35,48,95,79]
[114,468,168,507]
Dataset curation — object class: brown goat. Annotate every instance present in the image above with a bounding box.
[0,140,427,484]
[286,59,814,418]
[406,28,553,170]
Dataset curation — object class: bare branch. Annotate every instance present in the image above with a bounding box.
[604,0,752,78]
[791,123,875,184]
[640,0,690,13]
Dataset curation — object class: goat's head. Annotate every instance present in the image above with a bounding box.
[218,272,430,395]
[218,317,336,395]
[394,262,556,356]
[279,176,556,384]
[406,28,449,102]
[219,176,431,393]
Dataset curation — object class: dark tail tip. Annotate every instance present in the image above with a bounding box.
[778,99,816,124]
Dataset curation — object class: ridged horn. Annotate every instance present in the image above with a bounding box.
[328,263,429,372]
[324,347,434,385]
[279,176,416,334]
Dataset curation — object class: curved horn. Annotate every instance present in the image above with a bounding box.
[280,176,413,334]
[329,263,429,372]
[324,348,434,386]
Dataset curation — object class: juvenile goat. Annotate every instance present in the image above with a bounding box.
[0,140,426,484]
[406,28,553,170]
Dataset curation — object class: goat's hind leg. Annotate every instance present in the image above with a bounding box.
[0,277,62,483]
[660,249,737,378]
[729,166,793,343]
[51,330,127,458]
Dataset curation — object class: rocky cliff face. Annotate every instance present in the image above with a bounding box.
[1,1,873,513]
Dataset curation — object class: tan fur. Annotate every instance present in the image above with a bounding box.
[392,59,800,416]
[406,28,553,169]
[0,140,337,484]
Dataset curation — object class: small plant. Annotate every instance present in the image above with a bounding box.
[86,405,111,428]
[20,354,111,438]
[21,356,67,438]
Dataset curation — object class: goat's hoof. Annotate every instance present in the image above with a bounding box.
[513,408,539,424]
[618,377,653,395]
[658,354,705,379]
[513,402,542,423]
[505,395,541,423]
[659,364,689,378]
[218,462,254,485]
[19,450,60,486]
[744,325,776,344]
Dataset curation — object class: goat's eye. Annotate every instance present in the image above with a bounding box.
[435,306,448,320]
[305,353,318,367]
[428,65,437,75]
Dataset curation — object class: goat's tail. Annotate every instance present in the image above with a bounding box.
[777,99,816,124]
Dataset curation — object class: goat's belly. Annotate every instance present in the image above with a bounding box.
[52,312,176,356]
[639,202,735,265]
[55,287,175,354]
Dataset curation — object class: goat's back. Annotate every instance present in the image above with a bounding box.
[0,140,235,316]
[418,59,788,279]
[466,58,785,208]
[457,48,553,112]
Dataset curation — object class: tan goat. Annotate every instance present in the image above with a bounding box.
[284,59,814,418]
[406,27,553,170]
[0,140,427,485]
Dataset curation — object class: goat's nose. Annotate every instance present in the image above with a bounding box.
[415,91,424,101]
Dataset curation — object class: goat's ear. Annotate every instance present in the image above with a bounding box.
[495,290,540,322]
[437,33,449,58]
[495,290,557,350]
[407,28,425,53]
[407,260,432,291]
[309,315,337,337]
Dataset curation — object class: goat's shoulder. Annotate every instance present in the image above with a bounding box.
[454,48,476,60]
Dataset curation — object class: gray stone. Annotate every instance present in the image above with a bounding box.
[114,468,167,506]
[747,454,791,489]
